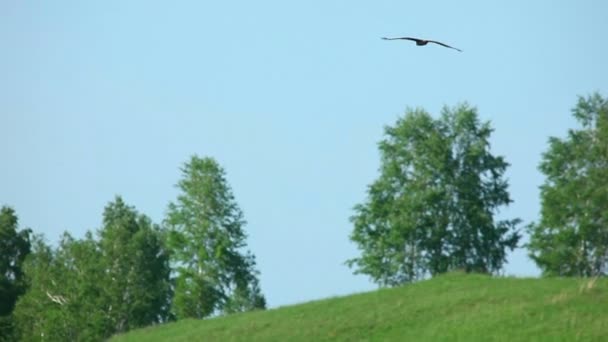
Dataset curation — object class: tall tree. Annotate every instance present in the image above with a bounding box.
[0,206,31,341]
[99,196,172,333]
[165,156,265,319]
[528,93,608,276]
[348,105,520,286]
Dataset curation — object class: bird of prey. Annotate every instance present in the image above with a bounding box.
[381,37,462,52]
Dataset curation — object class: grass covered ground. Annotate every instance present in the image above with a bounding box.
[111,273,607,341]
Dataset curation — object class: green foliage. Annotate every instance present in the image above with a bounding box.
[13,197,171,341]
[99,196,172,333]
[348,105,520,286]
[0,206,31,341]
[528,93,608,276]
[14,233,108,341]
[111,273,608,342]
[165,155,265,319]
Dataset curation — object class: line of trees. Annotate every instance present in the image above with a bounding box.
[347,93,608,285]
[1,93,606,340]
[1,156,265,341]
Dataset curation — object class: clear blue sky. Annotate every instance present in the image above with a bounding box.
[2,1,607,308]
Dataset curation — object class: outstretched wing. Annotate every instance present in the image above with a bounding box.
[427,40,462,52]
[381,37,421,43]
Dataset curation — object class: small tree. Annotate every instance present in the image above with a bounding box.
[528,93,608,276]
[13,233,106,341]
[165,156,265,319]
[0,206,31,341]
[14,197,172,340]
[348,105,520,286]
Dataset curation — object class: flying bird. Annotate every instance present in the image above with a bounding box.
[382,37,462,52]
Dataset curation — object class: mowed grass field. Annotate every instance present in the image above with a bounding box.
[111,273,608,341]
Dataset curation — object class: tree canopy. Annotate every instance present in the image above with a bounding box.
[348,105,521,286]
[528,93,608,276]
[165,155,265,319]
[99,197,172,333]
[0,206,31,340]
[13,197,171,341]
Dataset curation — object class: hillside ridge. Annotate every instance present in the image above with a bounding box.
[112,273,607,341]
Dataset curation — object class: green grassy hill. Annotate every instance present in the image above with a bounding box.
[111,273,607,341]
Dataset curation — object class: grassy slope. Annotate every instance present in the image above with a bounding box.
[112,273,607,341]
